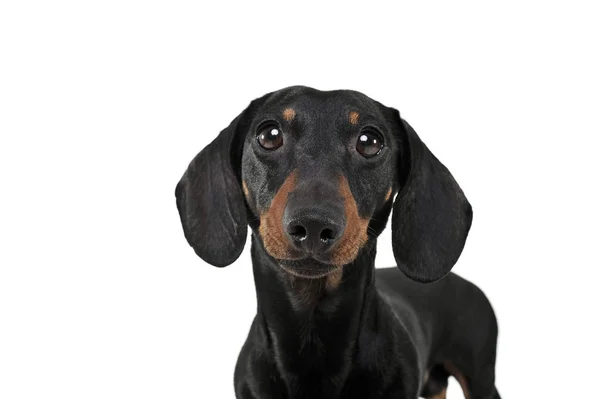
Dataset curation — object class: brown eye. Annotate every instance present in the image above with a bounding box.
[356,130,384,157]
[256,124,283,150]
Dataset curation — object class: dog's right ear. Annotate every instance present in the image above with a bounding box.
[175,109,252,267]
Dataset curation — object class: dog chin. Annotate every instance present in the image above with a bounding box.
[278,259,339,279]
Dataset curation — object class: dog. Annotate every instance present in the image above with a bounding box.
[175,86,500,398]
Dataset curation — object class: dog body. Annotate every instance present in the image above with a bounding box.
[176,86,500,398]
[234,249,498,399]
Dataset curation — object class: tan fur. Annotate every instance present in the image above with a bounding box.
[282,108,296,122]
[325,268,344,290]
[330,175,369,265]
[444,361,471,399]
[258,173,368,273]
[349,111,360,125]
[384,187,392,202]
[423,369,430,385]
[259,171,298,258]
[427,388,447,399]
[242,180,250,199]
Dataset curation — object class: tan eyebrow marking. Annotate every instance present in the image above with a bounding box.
[282,108,296,122]
[349,111,360,125]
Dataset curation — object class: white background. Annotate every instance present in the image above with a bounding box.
[1,1,599,398]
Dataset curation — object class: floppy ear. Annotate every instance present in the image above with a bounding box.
[175,113,249,267]
[391,113,473,283]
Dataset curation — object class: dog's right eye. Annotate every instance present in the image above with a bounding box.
[256,123,284,150]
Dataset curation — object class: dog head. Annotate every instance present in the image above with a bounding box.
[176,86,472,283]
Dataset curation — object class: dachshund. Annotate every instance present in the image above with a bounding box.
[175,86,500,399]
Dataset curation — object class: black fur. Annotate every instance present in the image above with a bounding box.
[175,86,500,398]
[391,116,473,283]
[175,115,247,267]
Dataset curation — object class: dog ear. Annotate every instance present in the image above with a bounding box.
[390,111,473,283]
[175,110,250,267]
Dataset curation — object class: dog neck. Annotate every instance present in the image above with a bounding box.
[250,234,379,392]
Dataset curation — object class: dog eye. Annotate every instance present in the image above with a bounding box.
[257,124,283,150]
[356,130,384,158]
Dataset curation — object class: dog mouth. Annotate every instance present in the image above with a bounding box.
[278,258,339,279]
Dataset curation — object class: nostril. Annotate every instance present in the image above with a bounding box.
[320,228,337,243]
[288,225,307,242]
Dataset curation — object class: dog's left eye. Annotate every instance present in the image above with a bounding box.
[257,124,284,150]
[356,130,384,158]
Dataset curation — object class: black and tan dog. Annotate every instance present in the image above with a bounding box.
[175,86,500,399]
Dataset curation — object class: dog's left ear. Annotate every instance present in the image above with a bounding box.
[175,109,251,267]
[389,109,473,283]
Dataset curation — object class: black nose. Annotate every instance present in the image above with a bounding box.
[285,213,344,254]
